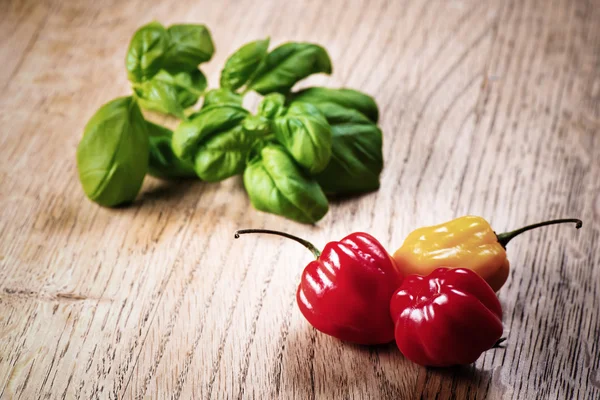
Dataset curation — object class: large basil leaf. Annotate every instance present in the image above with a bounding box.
[244,144,328,223]
[248,42,332,95]
[163,24,214,72]
[312,103,383,194]
[146,120,196,179]
[290,87,379,123]
[193,124,257,182]
[172,105,249,163]
[134,69,207,118]
[272,101,332,175]
[202,88,243,109]
[77,97,149,206]
[126,22,169,83]
[220,38,270,91]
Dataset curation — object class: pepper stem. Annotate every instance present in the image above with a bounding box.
[496,218,582,248]
[234,229,321,258]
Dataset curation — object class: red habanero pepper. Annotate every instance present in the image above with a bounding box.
[235,229,403,345]
[390,267,503,367]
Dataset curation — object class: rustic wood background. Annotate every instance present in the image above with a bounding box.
[1,0,599,398]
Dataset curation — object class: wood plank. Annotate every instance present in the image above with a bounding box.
[0,0,598,398]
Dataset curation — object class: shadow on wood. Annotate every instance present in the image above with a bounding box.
[327,191,378,206]
[279,325,419,399]
[138,178,202,204]
[418,364,495,400]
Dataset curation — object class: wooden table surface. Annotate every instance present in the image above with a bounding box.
[1,0,599,398]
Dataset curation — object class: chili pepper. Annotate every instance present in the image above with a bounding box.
[234,229,403,344]
[393,216,582,292]
[390,267,503,367]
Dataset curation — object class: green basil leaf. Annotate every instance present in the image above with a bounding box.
[163,24,214,72]
[248,42,332,95]
[312,103,383,194]
[273,102,332,175]
[220,38,270,91]
[258,93,285,119]
[134,69,207,118]
[202,88,243,109]
[134,80,183,119]
[289,87,379,123]
[77,97,149,207]
[126,22,169,83]
[242,115,271,137]
[243,144,328,223]
[146,120,196,179]
[167,69,207,106]
[193,125,256,182]
[172,104,249,162]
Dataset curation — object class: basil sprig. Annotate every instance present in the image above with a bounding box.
[126,21,214,119]
[219,39,332,95]
[248,42,332,94]
[77,23,384,224]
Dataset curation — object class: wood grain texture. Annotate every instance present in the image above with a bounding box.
[1,0,599,398]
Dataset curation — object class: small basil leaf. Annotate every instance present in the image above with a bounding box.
[134,69,207,118]
[202,88,243,109]
[193,125,256,182]
[258,93,285,119]
[134,80,183,119]
[168,69,207,106]
[77,97,149,207]
[248,42,332,95]
[312,103,383,194]
[243,144,328,224]
[220,38,270,91]
[163,24,214,72]
[146,120,196,179]
[273,102,332,175]
[242,115,271,137]
[172,104,249,162]
[289,87,379,123]
[126,22,169,83]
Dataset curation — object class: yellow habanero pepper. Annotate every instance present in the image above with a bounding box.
[393,216,582,292]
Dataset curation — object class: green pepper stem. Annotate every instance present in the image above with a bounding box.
[496,218,582,247]
[234,229,321,258]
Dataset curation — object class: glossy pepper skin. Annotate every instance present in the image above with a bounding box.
[235,229,403,344]
[390,267,503,367]
[393,216,582,292]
